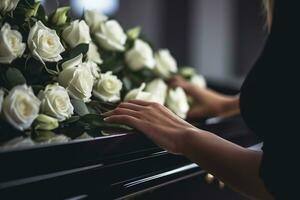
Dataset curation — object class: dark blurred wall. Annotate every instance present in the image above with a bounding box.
[189,0,237,85]
[114,0,191,65]
[189,0,267,87]
[235,0,268,76]
[42,0,267,87]
[114,0,164,51]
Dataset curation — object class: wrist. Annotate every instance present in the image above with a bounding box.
[219,95,240,117]
[179,127,202,156]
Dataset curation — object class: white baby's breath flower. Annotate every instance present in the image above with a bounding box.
[28,21,65,63]
[93,71,122,102]
[125,39,155,71]
[0,23,26,64]
[62,20,91,48]
[38,83,74,122]
[3,85,41,131]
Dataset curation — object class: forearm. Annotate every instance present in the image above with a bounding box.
[182,128,273,200]
[220,94,240,117]
[187,84,241,117]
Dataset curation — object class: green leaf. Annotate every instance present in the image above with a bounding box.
[99,51,124,73]
[63,43,89,60]
[71,99,90,116]
[26,2,41,18]
[122,76,132,91]
[31,85,44,95]
[127,26,141,40]
[86,105,99,115]
[5,67,26,89]
[81,114,133,131]
[23,0,36,7]
[87,100,118,114]
[62,116,81,125]
[24,57,51,85]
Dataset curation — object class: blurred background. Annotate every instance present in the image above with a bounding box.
[41,0,268,89]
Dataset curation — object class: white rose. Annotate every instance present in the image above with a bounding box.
[125,39,155,71]
[28,21,65,63]
[124,83,152,102]
[86,61,100,81]
[93,71,122,102]
[62,20,91,48]
[59,55,94,102]
[87,42,103,65]
[38,83,74,121]
[0,23,26,64]
[94,20,127,51]
[190,74,207,88]
[2,84,41,131]
[154,49,178,79]
[0,0,19,14]
[0,89,4,113]
[145,79,168,105]
[166,87,189,119]
[84,9,108,33]
[61,54,100,82]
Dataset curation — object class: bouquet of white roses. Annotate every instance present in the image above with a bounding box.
[0,0,206,149]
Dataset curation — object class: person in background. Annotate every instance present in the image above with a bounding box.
[104,1,297,199]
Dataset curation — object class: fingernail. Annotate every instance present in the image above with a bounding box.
[103,117,108,121]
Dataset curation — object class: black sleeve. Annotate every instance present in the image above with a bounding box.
[239,1,299,199]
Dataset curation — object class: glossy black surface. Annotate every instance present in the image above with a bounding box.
[0,114,259,199]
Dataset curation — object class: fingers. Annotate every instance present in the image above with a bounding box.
[127,99,153,106]
[118,102,146,111]
[103,107,140,118]
[168,77,181,88]
[104,115,140,128]
[168,75,188,89]
[187,107,206,119]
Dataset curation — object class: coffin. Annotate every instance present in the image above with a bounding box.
[0,84,260,199]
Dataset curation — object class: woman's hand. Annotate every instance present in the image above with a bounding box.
[103,100,197,154]
[169,76,240,119]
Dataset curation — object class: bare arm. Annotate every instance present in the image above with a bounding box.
[103,100,273,200]
[184,129,273,200]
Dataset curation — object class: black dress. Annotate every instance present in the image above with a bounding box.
[240,1,298,199]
